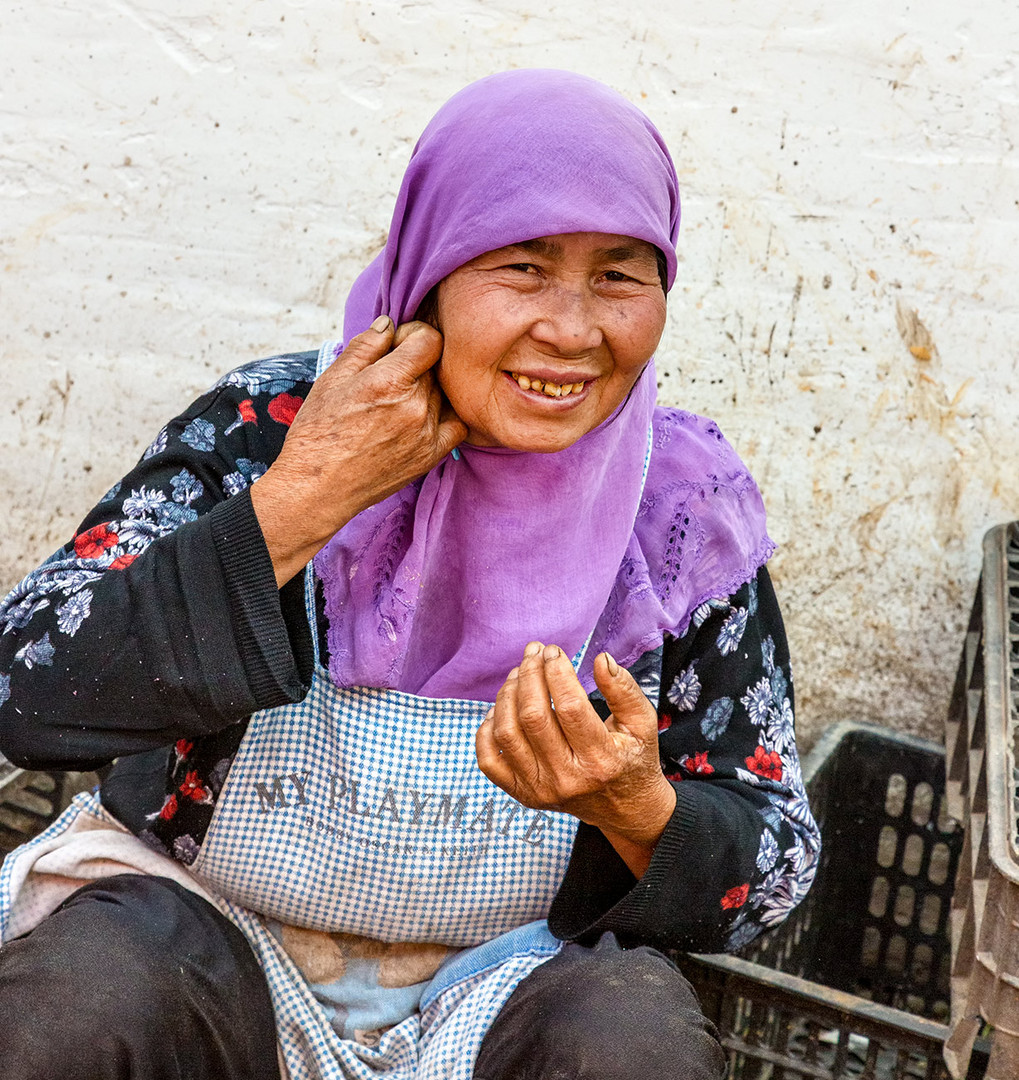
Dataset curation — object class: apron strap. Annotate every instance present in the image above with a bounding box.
[317,339,340,378]
[304,562,321,670]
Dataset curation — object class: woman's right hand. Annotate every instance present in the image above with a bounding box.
[250,317,467,587]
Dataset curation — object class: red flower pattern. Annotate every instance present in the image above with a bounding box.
[238,398,258,425]
[74,523,119,559]
[721,883,750,909]
[158,794,178,821]
[746,745,783,781]
[267,392,304,427]
[179,770,209,802]
[657,711,674,733]
[109,553,138,570]
[683,751,714,776]
[175,739,194,759]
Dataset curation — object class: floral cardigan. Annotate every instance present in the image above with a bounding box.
[0,351,819,954]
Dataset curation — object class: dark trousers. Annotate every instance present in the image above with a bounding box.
[0,875,726,1080]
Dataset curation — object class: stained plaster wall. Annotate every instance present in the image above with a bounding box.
[2,0,1017,748]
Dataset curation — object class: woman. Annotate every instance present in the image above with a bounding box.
[0,70,818,1079]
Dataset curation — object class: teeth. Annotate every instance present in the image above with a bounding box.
[511,373,585,397]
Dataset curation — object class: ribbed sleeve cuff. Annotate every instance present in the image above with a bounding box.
[209,489,312,708]
[547,781,698,944]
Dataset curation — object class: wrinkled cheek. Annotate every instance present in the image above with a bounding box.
[441,377,506,448]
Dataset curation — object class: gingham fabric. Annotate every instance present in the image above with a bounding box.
[225,905,562,1080]
[190,670,578,944]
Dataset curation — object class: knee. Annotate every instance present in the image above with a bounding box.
[18,874,255,1009]
[0,875,278,1079]
[476,935,726,1080]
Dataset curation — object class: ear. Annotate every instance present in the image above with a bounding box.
[414,285,441,331]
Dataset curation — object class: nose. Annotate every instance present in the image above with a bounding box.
[528,281,604,355]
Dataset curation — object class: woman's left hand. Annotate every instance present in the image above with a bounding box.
[475,643,677,878]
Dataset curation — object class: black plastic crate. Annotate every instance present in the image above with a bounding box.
[679,721,978,1080]
[0,760,78,861]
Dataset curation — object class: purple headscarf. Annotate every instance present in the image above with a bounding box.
[314,69,774,701]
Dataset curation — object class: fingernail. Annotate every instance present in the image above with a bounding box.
[371,314,393,334]
[604,652,620,676]
[508,666,520,680]
[542,644,561,662]
[524,641,543,658]
[484,707,494,723]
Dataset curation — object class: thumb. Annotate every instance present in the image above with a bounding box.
[333,315,397,375]
[592,652,658,738]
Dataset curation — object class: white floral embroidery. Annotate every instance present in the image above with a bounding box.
[717,607,748,655]
[56,589,93,637]
[122,486,167,518]
[741,677,773,726]
[756,828,780,872]
[142,427,168,460]
[667,664,701,711]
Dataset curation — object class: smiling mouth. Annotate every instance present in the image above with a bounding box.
[508,371,589,398]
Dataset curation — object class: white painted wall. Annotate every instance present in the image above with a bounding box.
[2,0,1017,746]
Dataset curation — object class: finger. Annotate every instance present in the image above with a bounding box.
[488,650,542,757]
[514,645,572,758]
[411,376,464,461]
[485,664,545,783]
[541,644,612,755]
[331,316,396,375]
[487,665,524,752]
[431,397,468,458]
[592,652,659,739]
[392,320,430,347]
[475,706,515,789]
[381,322,444,381]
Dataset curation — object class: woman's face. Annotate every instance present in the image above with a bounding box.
[434,232,668,453]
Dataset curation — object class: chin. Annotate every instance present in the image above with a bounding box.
[470,427,584,454]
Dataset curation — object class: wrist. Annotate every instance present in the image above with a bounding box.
[597,778,677,878]
[605,775,677,848]
[250,466,355,588]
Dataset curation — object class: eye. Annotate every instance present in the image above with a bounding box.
[505,262,539,274]
[603,270,635,283]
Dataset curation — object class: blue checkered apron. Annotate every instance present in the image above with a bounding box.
[190,589,580,945]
